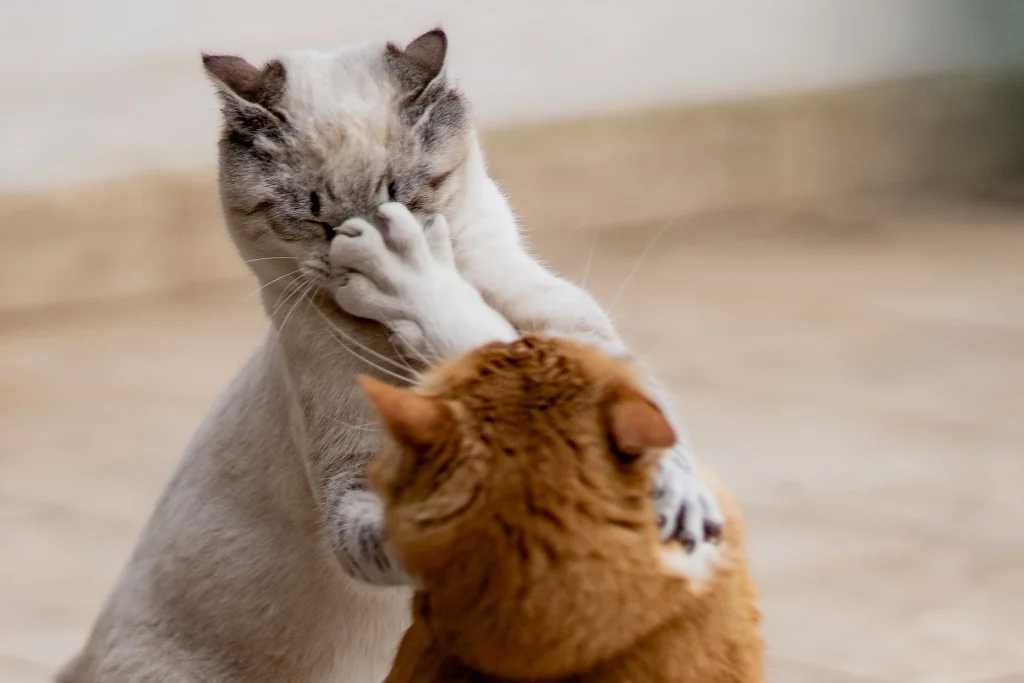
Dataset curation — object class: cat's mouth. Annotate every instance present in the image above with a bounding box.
[299,256,331,284]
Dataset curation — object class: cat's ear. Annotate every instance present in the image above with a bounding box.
[386,28,449,97]
[358,376,452,450]
[202,54,288,126]
[603,384,676,460]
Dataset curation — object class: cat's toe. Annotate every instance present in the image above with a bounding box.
[336,217,368,239]
[377,202,432,263]
[423,214,456,267]
[333,272,398,321]
[697,485,725,545]
[331,217,389,273]
[653,453,726,552]
[389,320,427,359]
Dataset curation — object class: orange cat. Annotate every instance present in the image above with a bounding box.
[360,336,763,683]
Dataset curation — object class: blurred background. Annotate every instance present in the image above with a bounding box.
[1,1,1022,682]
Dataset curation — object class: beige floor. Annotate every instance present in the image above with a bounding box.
[1,194,1022,683]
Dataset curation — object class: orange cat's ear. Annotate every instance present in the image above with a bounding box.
[358,376,451,449]
[604,384,676,458]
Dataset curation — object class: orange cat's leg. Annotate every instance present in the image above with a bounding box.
[385,598,489,683]
[687,468,764,683]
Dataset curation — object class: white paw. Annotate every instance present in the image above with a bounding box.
[330,203,517,361]
[374,202,435,267]
[652,444,725,552]
[330,203,438,325]
[330,203,478,359]
[421,214,456,267]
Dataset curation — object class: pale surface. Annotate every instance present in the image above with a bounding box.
[1,195,1022,683]
[4,1,1021,190]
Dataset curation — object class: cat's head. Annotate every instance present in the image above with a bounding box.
[202,29,471,285]
[361,336,682,675]
[362,336,676,577]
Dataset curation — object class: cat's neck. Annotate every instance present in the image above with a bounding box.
[419,541,692,680]
[251,283,411,456]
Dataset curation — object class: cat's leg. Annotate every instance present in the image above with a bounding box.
[324,468,412,585]
[330,203,517,363]
[333,201,722,549]
[448,185,724,547]
[327,204,519,587]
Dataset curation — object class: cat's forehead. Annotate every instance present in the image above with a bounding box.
[422,337,638,402]
[275,43,401,132]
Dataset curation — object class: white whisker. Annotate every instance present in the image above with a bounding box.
[609,216,676,312]
[315,292,420,373]
[268,277,307,320]
[324,312,417,373]
[309,304,416,384]
[336,420,381,432]
[380,314,431,367]
[278,279,316,341]
[244,269,300,301]
[265,277,309,356]
[580,233,597,288]
[243,256,297,264]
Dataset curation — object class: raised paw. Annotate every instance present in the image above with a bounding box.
[375,202,435,266]
[334,488,415,587]
[331,216,395,288]
[330,215,407,325]
[330,203,514,361]
[332,271,403,322]
[652,444,725,552]
[422,214,456,267]
[330,204,442,296]
[329,205,465,354]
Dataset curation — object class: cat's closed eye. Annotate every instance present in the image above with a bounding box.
[307,191,334,240]
[429,170,453,190]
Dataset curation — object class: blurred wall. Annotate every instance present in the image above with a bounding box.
[2,0,1022,192]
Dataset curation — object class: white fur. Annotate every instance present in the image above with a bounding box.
[331,203,724,583]
[61,36,721,683]
[333,138,724,549]
[660,543,723,591]
[331,204,517,360]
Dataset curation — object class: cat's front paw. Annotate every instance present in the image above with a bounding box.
[331,203,515,360]
[329,202,452,354]
[653,444,724,552]
[334,488,416,587]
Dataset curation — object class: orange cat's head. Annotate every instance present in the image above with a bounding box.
[360,336,686,678]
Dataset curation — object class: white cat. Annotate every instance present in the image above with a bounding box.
[59,29,721,683]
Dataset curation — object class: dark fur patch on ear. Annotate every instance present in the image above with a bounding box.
[385,28,448,96]
[203,54,288,109]
[259,60,288,108]
[404,29,447,76]
[385,29,467,148]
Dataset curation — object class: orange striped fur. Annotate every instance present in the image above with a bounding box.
[361,336,763,683]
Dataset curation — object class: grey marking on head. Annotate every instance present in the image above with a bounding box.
[204,29,472,273]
